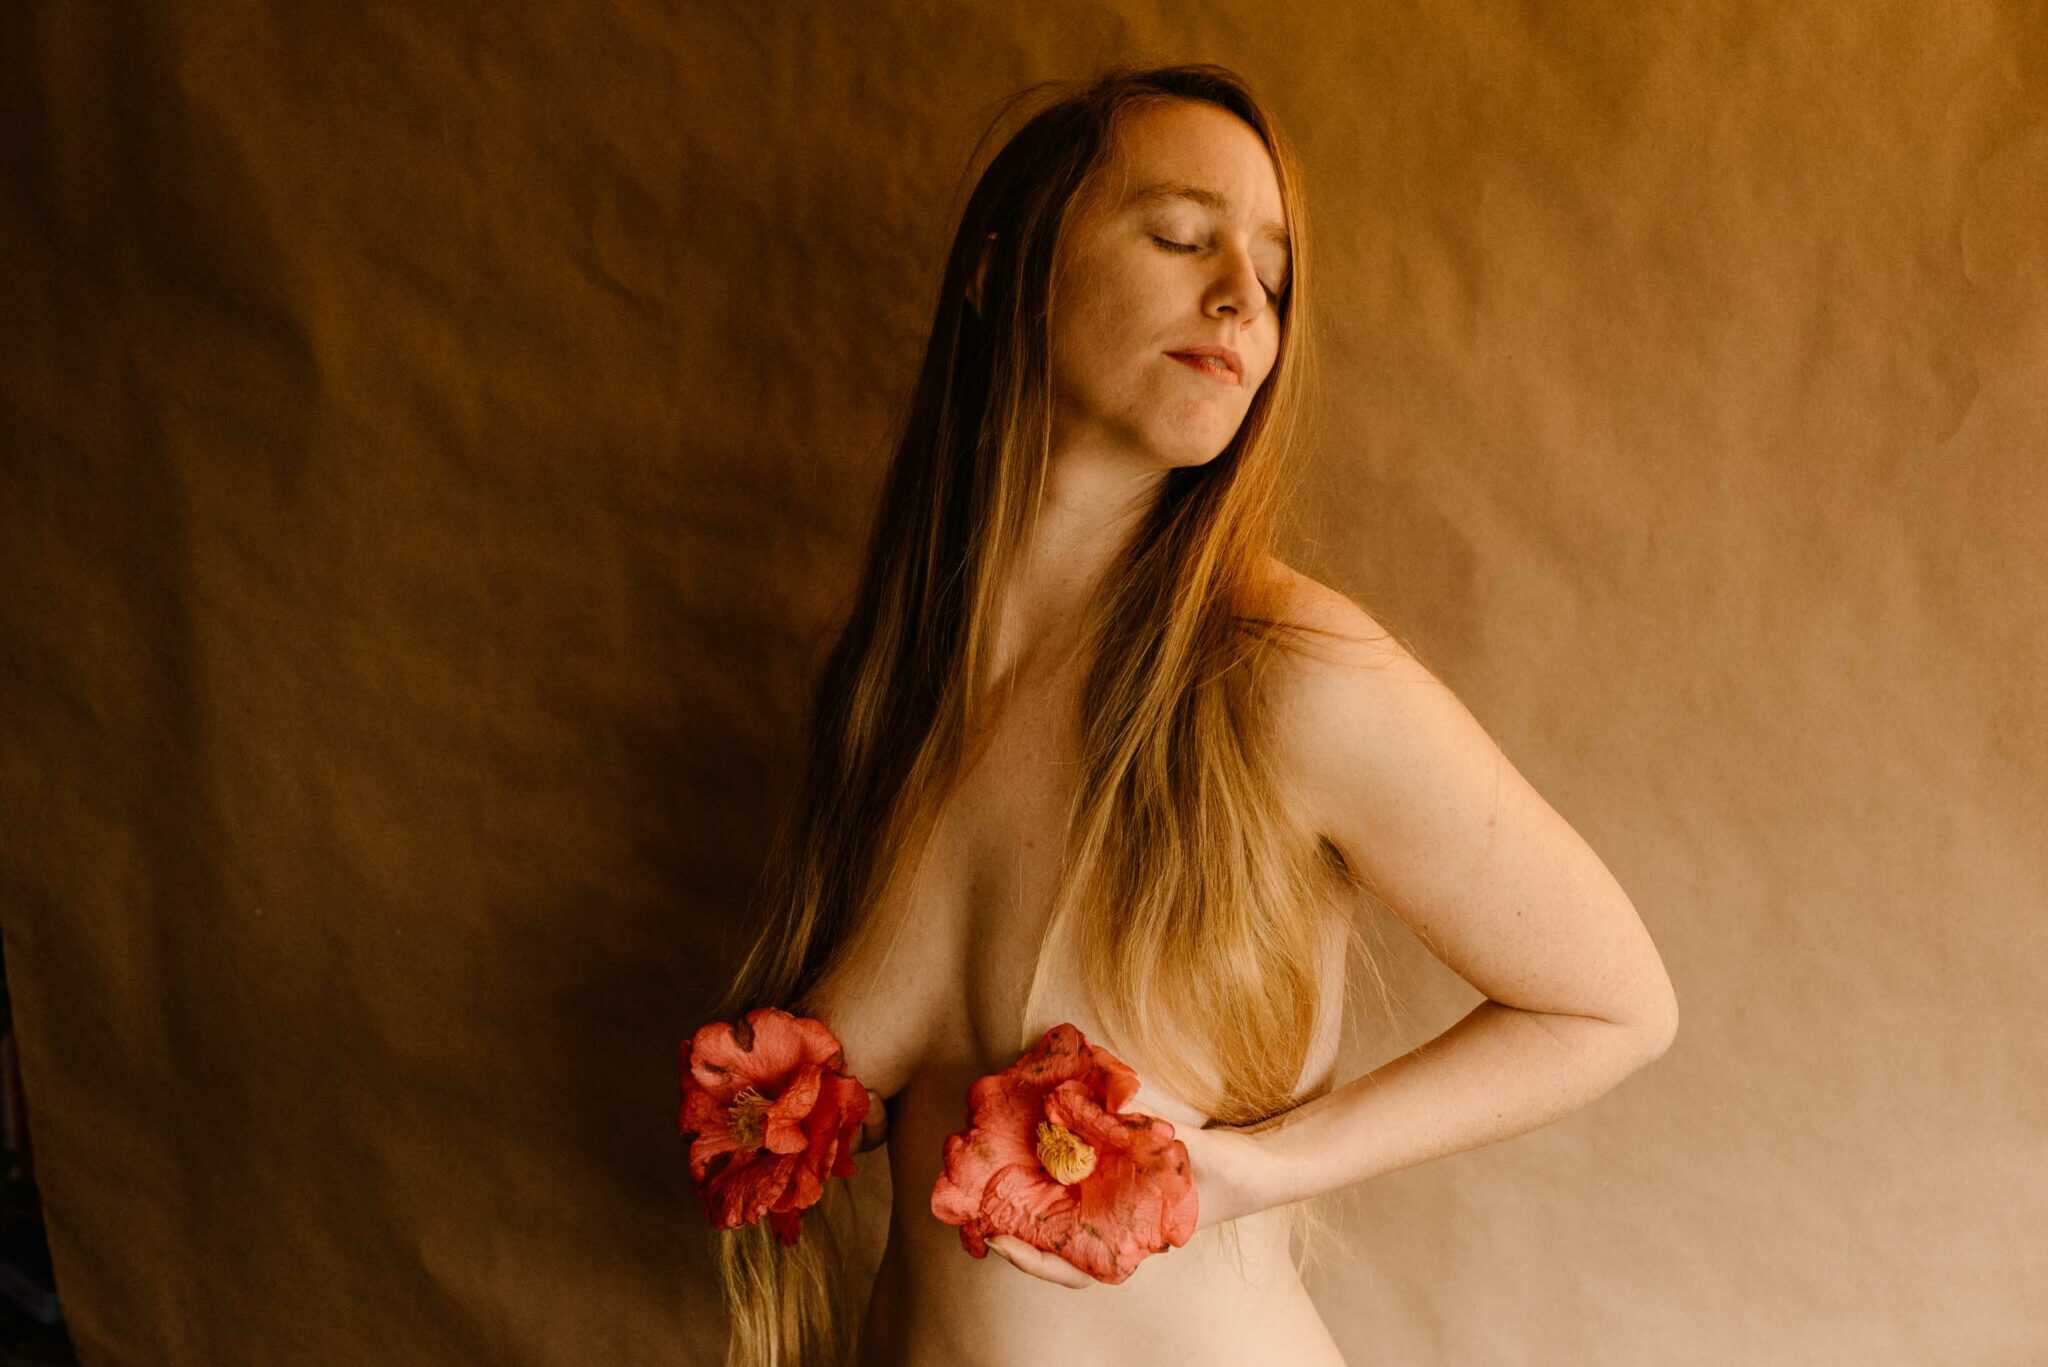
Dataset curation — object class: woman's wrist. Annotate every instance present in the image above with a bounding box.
[1189,1122,1284,1231]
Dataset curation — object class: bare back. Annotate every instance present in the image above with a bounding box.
[800,591,1353,1367]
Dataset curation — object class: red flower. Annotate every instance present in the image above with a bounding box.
[929,1023,1199,1285]
[678,1006,871,1246]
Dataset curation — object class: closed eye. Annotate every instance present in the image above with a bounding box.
[1151,235,1283,308]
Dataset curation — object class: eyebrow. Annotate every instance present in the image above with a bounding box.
[1125,179,1292,261]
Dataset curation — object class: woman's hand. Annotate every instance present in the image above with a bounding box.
[985,1232,1096,1289]
[982,1112,1269,1289]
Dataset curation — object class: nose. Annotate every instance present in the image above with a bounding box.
[1207,244,1268,323]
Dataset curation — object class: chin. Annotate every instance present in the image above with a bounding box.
[1161,441,1230,471]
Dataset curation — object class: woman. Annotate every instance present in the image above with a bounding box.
[701,62,1679,1366]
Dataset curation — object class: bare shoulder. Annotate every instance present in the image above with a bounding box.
[1250,557,1444,726]
[1249,555,1460,834]
[1253,557,1402,650]
[1251,555,1496,834]
[1248,557,1680,1039]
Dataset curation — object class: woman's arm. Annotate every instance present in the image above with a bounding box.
[1220,999,1670,1218]
[1236,581,1679,1217]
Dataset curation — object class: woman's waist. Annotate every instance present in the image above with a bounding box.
[870,1197,1341,1366]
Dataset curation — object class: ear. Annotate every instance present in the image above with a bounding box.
[966,231,997,316]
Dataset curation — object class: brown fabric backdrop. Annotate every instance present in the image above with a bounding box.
[3,4,2042,1364]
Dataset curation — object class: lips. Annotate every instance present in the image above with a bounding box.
[1167,351,1241,386]
[1164,344,1243,384]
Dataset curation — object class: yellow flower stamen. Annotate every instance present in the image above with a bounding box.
[729,1085,772,1149]
[1035,1117,1097,1186]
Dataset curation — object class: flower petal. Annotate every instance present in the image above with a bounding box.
[776,1152,825,1212]
[1062,1162,1155,1284]
[685,1124,751,1184]
[1008,1023,1102,1094]
[926,1022,1197,1281]
[1041,1079,1128,1146]
[762,1062,824,1154]
[689,1007,846,1098]
[680,1008,878,1240]
[680,1084,735,1143]
[1082,1045,1143,1116]
[686,1024,756,1101]
[703,1150,798,1230]
[931,1127,1019,1229]
[963,1069,1053,1146]
[820,1075,869,1177]
[1039,1081,1199,1281]
[783,1011,853,1070]
[978,1160,1079,1254]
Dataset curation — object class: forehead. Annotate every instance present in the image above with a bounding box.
[1099,100,1287,245]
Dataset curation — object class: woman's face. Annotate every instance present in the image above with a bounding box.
[1045,99,1291,471]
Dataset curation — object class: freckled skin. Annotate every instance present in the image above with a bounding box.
[816,98,1349,1367]
[1042,115,1284,483]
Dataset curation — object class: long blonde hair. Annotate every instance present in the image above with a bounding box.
[702,60,1402,1366]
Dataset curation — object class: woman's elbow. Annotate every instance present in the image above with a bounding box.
[1636,991,1679,1059]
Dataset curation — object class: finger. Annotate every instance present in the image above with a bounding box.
[1032,1254,1097,1295]
[991,1237,1092,1290]
[854,1089,888,1152]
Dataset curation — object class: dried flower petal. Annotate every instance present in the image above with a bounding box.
[929,1023,1198,1284]
[678,1006,871,1245]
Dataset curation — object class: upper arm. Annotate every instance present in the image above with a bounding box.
[1266,576,1678,1045]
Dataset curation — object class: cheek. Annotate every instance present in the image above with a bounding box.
[1056,248,1166,345]
[1048,289,1128,384]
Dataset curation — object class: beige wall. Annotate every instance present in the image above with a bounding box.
[2,3,2041,1363]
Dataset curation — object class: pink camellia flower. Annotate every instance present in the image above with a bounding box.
[930,1022,1199,1285]
[678,1006,871,1246]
